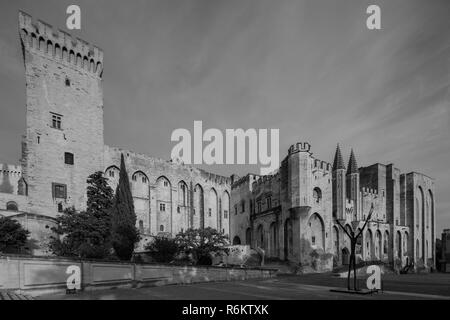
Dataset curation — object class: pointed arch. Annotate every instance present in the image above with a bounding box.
[383,230,389,257]
[62,47,68,61]
[54,43,61,59]
[269,221,278,257]
[177,181,188,206]
[256,224,264,250]
[284,219,293,258]
[39,36,45,52]
[193,184,204,229]
[131,171,149,198]
[308,213,325,250]
[206,188,218,229]
[365,229,373,260]
[105,165,120,190]
[156,176,172,235]
[46,40,53,55]
[246,227,252,246]
[375,230,382,260]
[397,230,402,259]
[69,50,75,64]
[332,225,340,257]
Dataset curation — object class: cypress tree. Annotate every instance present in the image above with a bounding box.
[111,153,140,260]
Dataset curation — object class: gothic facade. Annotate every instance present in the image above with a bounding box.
[0,12,436,271]
[230,143,436,271]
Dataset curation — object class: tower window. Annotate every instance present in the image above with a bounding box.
[313,188,322,203]
[224,210,228,219]
[177,206,180,213]
[52,183,67,199]
[57,202,64,213]
[64,152,74,165]
[208,208,212,217]
[65,77,71,87]
[159,203,166,211]
[51,113,62,129]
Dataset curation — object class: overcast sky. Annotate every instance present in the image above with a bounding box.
[0,0,449,234]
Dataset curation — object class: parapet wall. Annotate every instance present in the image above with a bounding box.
[0,255,277,297]
[19,11,103,77]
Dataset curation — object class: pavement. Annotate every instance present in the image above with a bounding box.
[0,291,35,300]
[38,272,450,300]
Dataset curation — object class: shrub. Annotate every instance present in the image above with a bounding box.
[145,237,179,263]
[0,217,29,254]
[175,227,229,266]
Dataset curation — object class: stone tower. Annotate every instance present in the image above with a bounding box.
[332,144,345,220]
[346,149,359,220]
[18,11,105,218]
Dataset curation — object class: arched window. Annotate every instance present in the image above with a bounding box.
[6,201,18,211]
[233,236,241,245]
[313,188,322,203]
[383,231,389,255]
[257,225,264,249]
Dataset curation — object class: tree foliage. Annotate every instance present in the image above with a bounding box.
[145,236,179,263]
[0,217,30,254]
[175,227,229,265]
[110,154,140,261]
[49,171,114,259]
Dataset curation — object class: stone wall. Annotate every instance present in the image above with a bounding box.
[0,255,277,297]
[104,146,231,240]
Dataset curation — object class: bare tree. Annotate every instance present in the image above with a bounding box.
[335,203,374,291]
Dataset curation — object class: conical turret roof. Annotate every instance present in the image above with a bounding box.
[332,144,345,170]
[347,149,358,175]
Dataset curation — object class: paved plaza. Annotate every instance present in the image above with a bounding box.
[39,273,450,300]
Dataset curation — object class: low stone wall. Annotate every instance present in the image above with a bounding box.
[0,255,277,297]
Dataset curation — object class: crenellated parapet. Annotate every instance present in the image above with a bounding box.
[252,172,279,188]
[361,187,378,196]
[288,142,311,155]
[313,158,332,173]
[18,11,103,77]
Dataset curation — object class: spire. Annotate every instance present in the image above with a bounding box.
[332,144,345,171]
[347,149,358,174]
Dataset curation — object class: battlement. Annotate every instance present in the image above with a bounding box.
[18,11,103,77]
[231,174,261,190]
[313,158,332,172]
[252,172,279,188]
[288,142,311,155]
[361,187,378,196]
[0,164,22,177]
